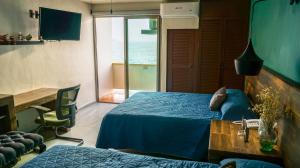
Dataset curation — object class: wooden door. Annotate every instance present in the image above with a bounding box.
[167,29,198,92]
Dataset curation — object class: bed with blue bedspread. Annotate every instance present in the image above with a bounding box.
[21,145,282,168]
[96,89,256,160]
[22,145,219,168]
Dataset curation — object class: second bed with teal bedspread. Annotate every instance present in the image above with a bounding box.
[96,90,256,160]
[22,145,218,168]
[21,145,282,168]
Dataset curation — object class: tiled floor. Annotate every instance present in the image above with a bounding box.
[15,103,117,168]
[63,103,117,147]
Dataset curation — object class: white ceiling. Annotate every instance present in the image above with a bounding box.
[81,0,162,4]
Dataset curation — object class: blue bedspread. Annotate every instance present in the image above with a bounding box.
[96,92,222,160]
[21,145,219,168]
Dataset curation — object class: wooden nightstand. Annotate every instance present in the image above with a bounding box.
[208,120,282,165]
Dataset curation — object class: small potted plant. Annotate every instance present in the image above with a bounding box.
[252,87,283,152]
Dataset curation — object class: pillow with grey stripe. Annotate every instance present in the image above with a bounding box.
[209,87,227,111]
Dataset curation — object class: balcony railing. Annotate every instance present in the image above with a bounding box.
[112,63,157,91]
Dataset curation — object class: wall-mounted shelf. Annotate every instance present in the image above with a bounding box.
[0,41,44,46]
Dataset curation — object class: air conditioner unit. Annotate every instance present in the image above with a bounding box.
[160,2,199,18]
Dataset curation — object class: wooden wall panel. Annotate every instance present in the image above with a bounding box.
[200,0,250,18]
[167,30,198,92]
[198,19,223,93]
[197,0,249,93]
[221,19,247,89]
[245,68,300,168]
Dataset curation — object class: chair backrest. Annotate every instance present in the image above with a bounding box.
[55,85,80,127]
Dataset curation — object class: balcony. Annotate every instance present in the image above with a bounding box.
[99,63,157,104]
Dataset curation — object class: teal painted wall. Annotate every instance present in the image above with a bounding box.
[252,0,300,84]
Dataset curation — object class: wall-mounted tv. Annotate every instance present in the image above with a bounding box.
[39,7,82,41]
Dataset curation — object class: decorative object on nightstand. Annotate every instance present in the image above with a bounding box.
[244,126,249,143]
[251,87,284,152]
[236,118,249,143]
[208,120,282,165]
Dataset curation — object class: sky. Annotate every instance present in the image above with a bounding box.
[97,17,157,63]
[112,17,157,42]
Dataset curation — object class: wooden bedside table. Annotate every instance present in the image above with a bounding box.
[208,120,282,165]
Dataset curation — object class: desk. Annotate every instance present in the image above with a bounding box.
[0,94,15,133]
[0,88,58,132]
[14,88,58,113]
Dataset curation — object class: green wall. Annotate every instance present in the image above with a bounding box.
[252,0,300,85]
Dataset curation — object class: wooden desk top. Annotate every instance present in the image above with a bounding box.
[14,88,58,112]
[209,120,282,163]
[0,94,14,107]
[0,94,12,100]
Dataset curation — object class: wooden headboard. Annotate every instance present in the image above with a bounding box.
[245,68,300,168]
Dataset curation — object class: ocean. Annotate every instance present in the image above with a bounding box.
[112,41,158,65]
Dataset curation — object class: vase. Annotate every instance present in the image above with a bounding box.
[258,119,276,152]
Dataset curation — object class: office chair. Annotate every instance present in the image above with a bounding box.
[31,85,83,146]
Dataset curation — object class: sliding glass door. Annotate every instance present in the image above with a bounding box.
[96,16,160,102]
[125,17,160,98]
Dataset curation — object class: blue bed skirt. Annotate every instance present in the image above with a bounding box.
[96,92,222,160]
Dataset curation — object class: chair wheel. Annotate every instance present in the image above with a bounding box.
[38,144,47,153]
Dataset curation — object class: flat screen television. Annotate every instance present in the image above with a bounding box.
[39,7,82,41]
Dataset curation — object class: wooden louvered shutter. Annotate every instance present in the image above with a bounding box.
[167,29,198,92]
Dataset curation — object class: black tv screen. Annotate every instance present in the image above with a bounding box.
[39,7,82,41]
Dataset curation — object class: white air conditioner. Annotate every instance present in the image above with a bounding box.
[160,2,199,18]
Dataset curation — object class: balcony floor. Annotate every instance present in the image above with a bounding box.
[99,89,125,104]
[99,89,145,104]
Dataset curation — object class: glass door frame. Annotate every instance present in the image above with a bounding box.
[124,15,161,98]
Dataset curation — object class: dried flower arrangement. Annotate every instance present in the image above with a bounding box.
[252,87,283,128]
